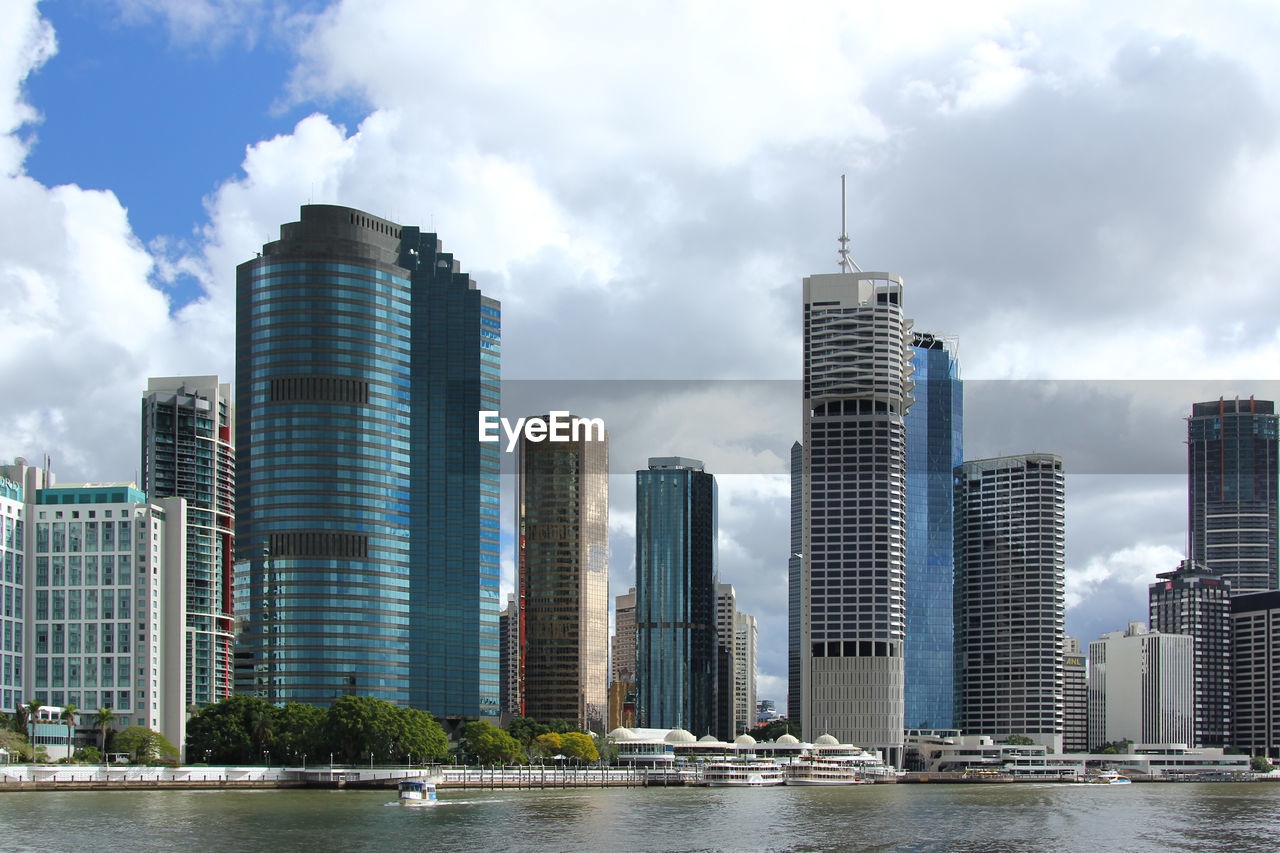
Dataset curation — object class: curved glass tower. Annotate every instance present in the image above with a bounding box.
[234,205,500,720]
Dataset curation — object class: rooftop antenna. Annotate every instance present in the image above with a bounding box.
[838,174,862,273]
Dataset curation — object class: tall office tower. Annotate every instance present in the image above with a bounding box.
[1088,623,1194,749]
[1188,398,1279,593]
[1149,559,1231,747]
[802,263,913,764]
[609,588,637,730]
[612,587,636,687]
[517,414,609,731]
[734,612,758,735]
[954,454,1065,753]
[498,593,519,722]
[0,459,42,715]
[141,377,235,709]
[715,582,737,738]
[788,441,802,724]
[634,458,716,735]
[904,332,962,730]
[235,205,501,719]
[28,481,188,753]
[1231,591,1280,758]
[1063,637,1088,753]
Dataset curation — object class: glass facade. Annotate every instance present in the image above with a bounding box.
[142,378,235,708]
[1188,398,1279,593]
[634,458,717,736]
[516,418,609,732]
[234,205,500,719]
[904,333,962,729]
[787,440,802,724]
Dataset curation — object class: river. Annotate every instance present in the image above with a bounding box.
[2,782,1278,852]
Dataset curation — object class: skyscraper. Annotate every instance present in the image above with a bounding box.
[634,458,717,736]
[141,377,235,709]
[609,587,637,730]
[904,332,962,730]
[1063,637,1087,753]
[1149,559,1231,747]
[734,612,758,735]
[1088,622,1193,749]
[802,269,913,764]
[715,582,737,739]
[1231,590,1280,758]
[499,593,519,722]
[954,454,1065,752]
[1188,398,1279,593]
[235,205,501,720]
[517,414,609,732]
[788,440,802,724]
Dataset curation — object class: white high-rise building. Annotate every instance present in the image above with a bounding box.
[734,612,757,735]
[801,270,913,765]
[1088,622,1194,749]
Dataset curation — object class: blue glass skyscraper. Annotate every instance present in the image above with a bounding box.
[904,332,961,730]
[635,457,718,735]
[234,205,500,721]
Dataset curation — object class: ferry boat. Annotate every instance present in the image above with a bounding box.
[1084,769,1132,785]
[702,760,786,787]
[784,756,872,786]
[397,779,438,805]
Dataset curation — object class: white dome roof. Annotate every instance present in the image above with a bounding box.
[776,734,800,744]
[815,734,840,745]
[608,727,634,740]
[665,728,697,743]
[698,734,719,742]
[734,734,758,746]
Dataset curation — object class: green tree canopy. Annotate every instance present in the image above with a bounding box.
[460,720,524,765]
[322,695,448,765]
[505,715,548,746]
[747,719,800,742]
[532,732,562,757]
[1251,755,1274,773]
[1006,734,1035,746]
[185,695,277,764]
[274,702,325,763]
[114,727,180,764]
[559,731,599,762]
[0,727,35,762]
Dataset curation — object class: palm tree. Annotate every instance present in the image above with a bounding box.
[94,707,115,757]
[25,699,41,759]
[61,704,78,762]
[248,707,274,764]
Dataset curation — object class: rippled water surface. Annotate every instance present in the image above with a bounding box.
[3,782,1279,852]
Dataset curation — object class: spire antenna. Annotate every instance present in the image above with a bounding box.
[838,174,862,273]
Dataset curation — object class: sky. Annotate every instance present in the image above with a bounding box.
[5,0,1280,711]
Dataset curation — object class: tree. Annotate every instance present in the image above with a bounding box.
[1251,755,1274,773]
[185,695,277,764]
[321,695,447,765]
[274,702,324,765]
[506,716,548,747]
[24,699,41,755]
[532,732,562,758]
[593,732,619,766]
[461,720,524,765]
[559,731,599,762]
[114,727,180,764]
[94,708,115,755]
[248,705,275,761]
[75,746,102,764]
[747,719,801,742]
[0,728,36,762]
[61,704,78,758]
[1006,734,1034,746]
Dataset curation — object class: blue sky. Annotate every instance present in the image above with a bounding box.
[7,0,1280,707]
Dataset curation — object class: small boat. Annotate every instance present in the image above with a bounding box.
[702,760,786,787]
[398,779,438,805]
[785,756,872,786]
[1084,770,1132,785]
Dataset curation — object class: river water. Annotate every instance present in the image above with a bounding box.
[2,782,1278,852]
